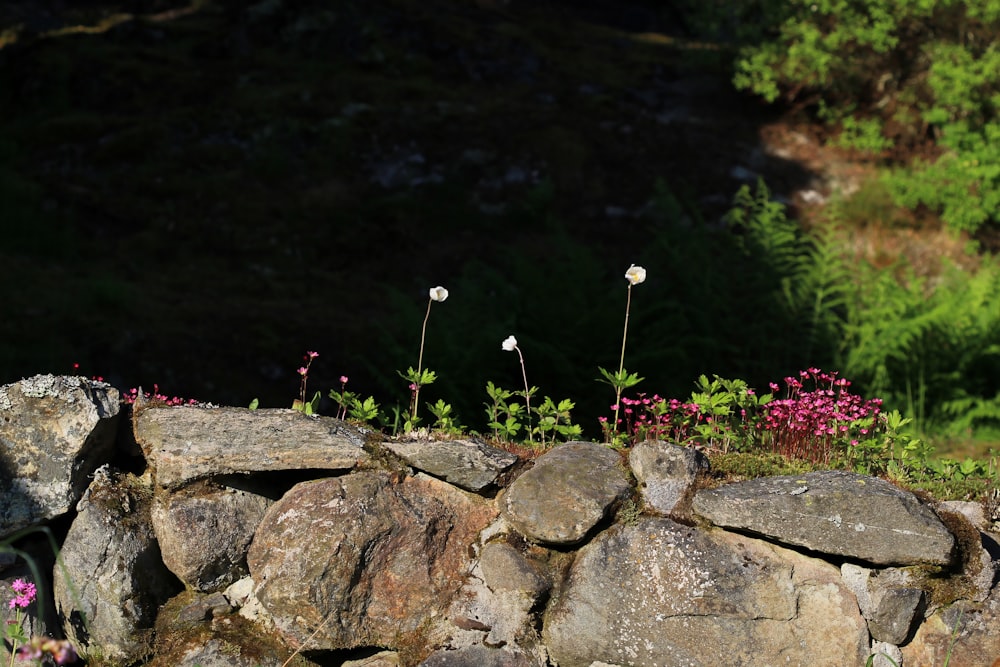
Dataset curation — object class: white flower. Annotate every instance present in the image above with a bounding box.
[625,264,647,286]
[429,286,449,302]
[501,335,518,352]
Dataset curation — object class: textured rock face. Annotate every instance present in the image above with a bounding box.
[152,481,274,592]
[501,441,630,545]
[629,440,708,516]
[692,470,956,566]
[4,395,1000,665]
[53,467,179,663]
[247,472,497,651]
[382,437,518,491]
[901,586,1000,667]
[0,375,120,537]
[543,517,869,667]
[135,406,368,489]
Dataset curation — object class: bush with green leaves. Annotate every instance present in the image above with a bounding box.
[727,0,1000,234]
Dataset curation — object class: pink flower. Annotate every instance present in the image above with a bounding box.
[306,351,319,359]
[8,579,36,609]
[297,367,308,376]
[340,376,349,384]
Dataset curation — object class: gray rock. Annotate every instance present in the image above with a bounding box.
[628,440,707,516]
[693,470,956,566]
[869,641,903,667]
[382,437,518,491]
[342,651,400,667]
[844,563,927,644]
[135,406,368,489]
[871,587,926,644]
[479,541,549,596]
[53,467,178,663]
[0,375,120,538]
[501,442,631,545]
[152,481,273,592]
[543,517,869,667]
[442,534,550,663]
[420,645,533,666]
[247,472,497,651]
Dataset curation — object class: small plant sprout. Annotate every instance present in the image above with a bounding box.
[399,286,448,429]
[292,351,321,415]
[599,264,646,443]
[502,335,534,444]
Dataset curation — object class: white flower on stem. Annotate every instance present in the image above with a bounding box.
[502,335,518,351]
[625,264,647,286]
[429,286,449,302]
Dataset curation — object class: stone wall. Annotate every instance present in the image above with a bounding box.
[2,375,999,667]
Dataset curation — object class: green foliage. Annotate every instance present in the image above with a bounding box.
[841,258,1000,435]
[533,396,582,446]
[427,398,462,434]
[730,0,1000,233]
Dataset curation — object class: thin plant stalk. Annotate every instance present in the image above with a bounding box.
[412,297,434,421]
[515,345,533,444]
[613,282,634,431]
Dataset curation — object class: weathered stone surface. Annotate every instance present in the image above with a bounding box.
[628,440,707,516]
[841,563,926,644]
[901,589,1000,667]
[501,441,630,545]
[247,472,497,651]
[135,406,368,489]
[868,641,903,667]
[342,651,400,667]
[53,467,179,663]
[382,437,518,491]
[543,517,869,667]
[479,541,549,596]
[152,481,273,592]
[420,645,533,666]
[150,591,319,667]
[693,470,955,566]
[440,534,551,665]
[0,375,120,538]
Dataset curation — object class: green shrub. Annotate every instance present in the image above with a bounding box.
[729,0,1000,234]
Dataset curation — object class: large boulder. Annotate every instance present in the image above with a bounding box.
[247,471,497,651]
[500,441,631,545]
[543,517,869,667]
[0,375,120,537]
[53,467,179,663]
[152,480,274,592]
[134,406,368,489]
[693,470,955,566]
[381,437,518,492]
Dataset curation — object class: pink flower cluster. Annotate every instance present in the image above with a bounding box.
[8,578,36,609]
[609,369,886,465]
[758,369,882,464]
[123,384,198,406]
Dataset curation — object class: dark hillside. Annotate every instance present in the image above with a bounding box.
[2,0,843,431]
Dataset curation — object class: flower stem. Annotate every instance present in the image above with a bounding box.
[413,298,434,420]
[613,285,633,432]
[516,346,532,444]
